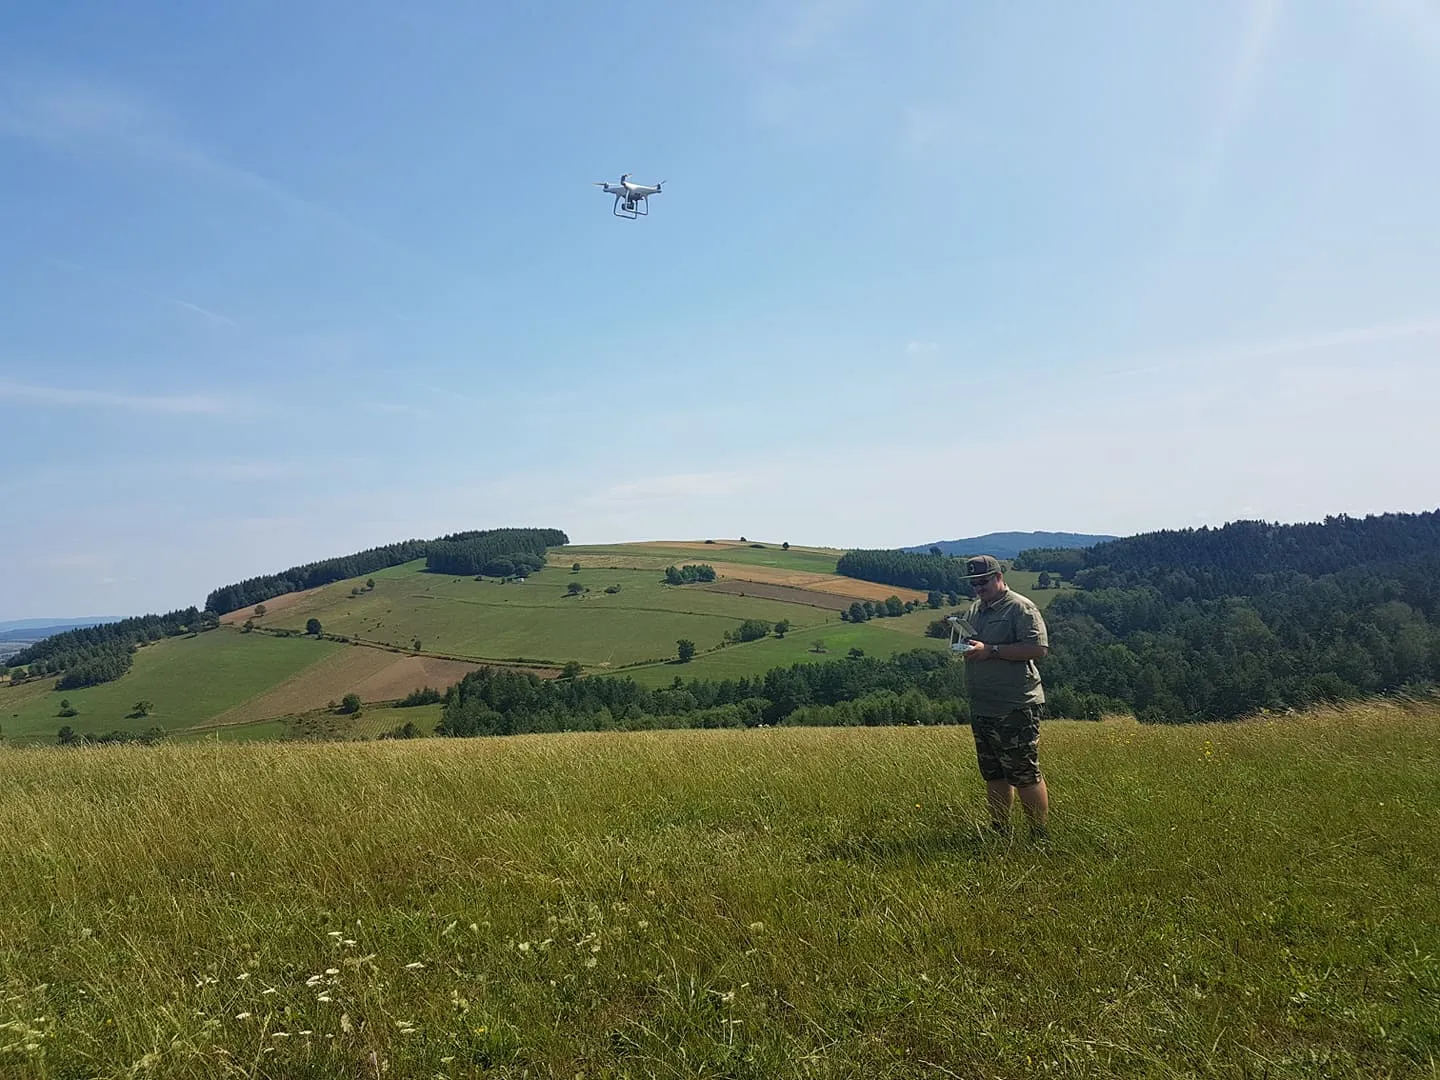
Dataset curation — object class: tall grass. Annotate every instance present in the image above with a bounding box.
[1,702,1436,1078]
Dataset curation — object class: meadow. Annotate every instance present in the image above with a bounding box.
[254,566,841,668]
[0,630,340,744]
[1,701,1435,1078]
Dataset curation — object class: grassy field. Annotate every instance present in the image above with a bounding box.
[1,701,1435,1078]
[0,629,340,745]
[621,621,950,687]
[253,566,833,663]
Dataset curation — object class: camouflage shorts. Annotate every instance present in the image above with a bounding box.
[971,705,1043,787]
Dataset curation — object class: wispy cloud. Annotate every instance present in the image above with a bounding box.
[45,256,239,328]
[1,73,385,247]
[740,0,880,140]
[1377,0,1440,62]
[905,340,939,356]
[1103,316,1440,378]
[164,297,237,327]
[1187,0,1283,211]
[361,401,429,418]
[579,471,760,508]
[0,379,231,415]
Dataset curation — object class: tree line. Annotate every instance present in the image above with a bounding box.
[1034,510,1440,722]
[835,550,976,595]
[664,564,717,584]
[8,608,216,689]
[205,527,569,613]
[435,648,971,737]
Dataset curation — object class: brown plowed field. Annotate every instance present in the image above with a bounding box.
[704,564,929,603]
[701,581,853,610]
[792,576,930,603]
[205,648,484,726]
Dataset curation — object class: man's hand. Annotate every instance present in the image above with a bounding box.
[961,639,990,661]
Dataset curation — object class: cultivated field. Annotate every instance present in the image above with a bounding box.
[1,702,1435,1078]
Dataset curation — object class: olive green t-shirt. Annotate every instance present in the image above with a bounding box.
[964,588,1048,717]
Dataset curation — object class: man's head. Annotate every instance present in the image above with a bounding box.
[965,555,1006,601]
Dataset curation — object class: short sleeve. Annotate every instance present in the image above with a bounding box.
[1014,600,1048,648]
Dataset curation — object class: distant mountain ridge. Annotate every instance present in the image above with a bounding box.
[903,532,1119,559]
[0,618,121,641]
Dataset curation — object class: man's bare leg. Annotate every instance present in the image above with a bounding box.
[1017,778,1049,837]
[986,780,1014,832]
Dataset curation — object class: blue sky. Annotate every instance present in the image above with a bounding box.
[3,1,1438,620]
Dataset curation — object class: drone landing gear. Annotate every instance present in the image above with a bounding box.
[612,195,648,219]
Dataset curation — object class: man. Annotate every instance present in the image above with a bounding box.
[957,555,1051,840]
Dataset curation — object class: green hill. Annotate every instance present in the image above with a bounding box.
[3,539,994,745]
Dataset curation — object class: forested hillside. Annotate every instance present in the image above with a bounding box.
[5,609,212,689]
[204,527,568,614]
[835,549,973,595]
[1035,511,1440,722]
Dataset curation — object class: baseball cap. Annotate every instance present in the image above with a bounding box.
[964,555,1002,582]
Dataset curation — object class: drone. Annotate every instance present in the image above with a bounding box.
[593,173,664,219]
[946,615,977,653]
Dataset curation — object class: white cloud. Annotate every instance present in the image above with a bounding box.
[1101,316,1440,378]
[0,72,385,247]
[1184,0,1283,218]
[0,379,231,415]
[164,297,237,326]
[579,471,762,508]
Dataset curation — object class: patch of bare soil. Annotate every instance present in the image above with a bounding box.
[796,577,931,603]
[704,564,929,603]
[207,648,482,725]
